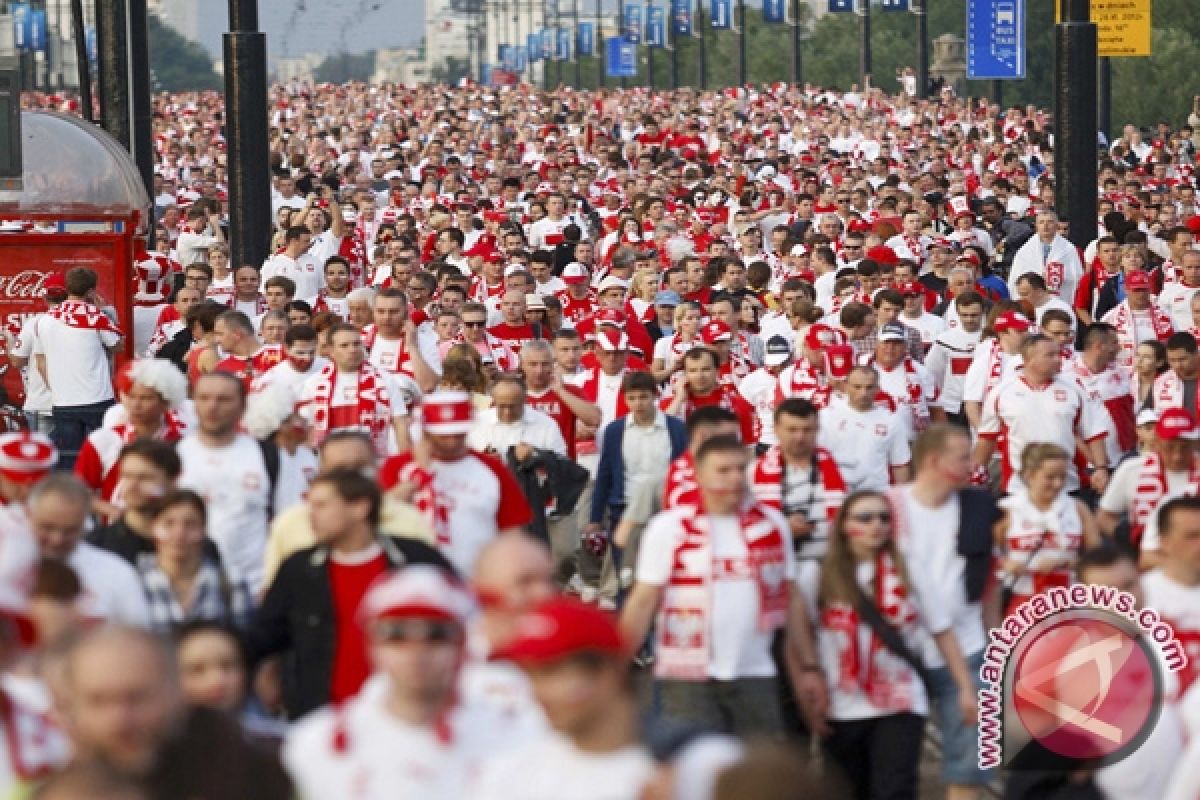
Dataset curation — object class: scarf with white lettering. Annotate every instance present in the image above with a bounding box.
[820,551,919,709]
[1109,300,1173,368]
[47,301,122,335]
[1132,451,1200,546]
[656,499,788,680]
[306,360,392,452]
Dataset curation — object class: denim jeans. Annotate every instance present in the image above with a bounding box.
[52,400,113,471]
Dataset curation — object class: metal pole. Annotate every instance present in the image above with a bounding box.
[648,32,655,88]
[596,0,605,87]
[70,0,93,122]
[1054,0,1097,248]
[857,0,870,87]
[617,0,625,88]
[992,79,1002,107]
[224,0,271,270]
[1098,56,1111,143]
[736,0,745,87]
[913,0,927,97]
[574,0,581,86]
[671,28,678,88]
[128,0,154,236]
[698,3,706,89]
[96,0,131,148]
[790,0,801,85]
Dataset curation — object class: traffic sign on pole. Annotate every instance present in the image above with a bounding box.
[647,6,666,46]
[828,0,853,12]
[605,36,638,76]
[763,0,786,24]
[711,0,732,29]
[966,0,1026,79]
[880,0,908,10]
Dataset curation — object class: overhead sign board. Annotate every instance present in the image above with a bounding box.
[1056,0,1151,57]
[966,0,1026,80]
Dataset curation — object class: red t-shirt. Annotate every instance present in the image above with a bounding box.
[527,385,584,459]
[487,322,538,351]
[328,549,389,704]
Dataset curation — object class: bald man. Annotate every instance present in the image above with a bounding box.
[61,626,292,798]
[460,534,554,739]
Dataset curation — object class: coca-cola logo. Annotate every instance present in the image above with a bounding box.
[0,271,47,301]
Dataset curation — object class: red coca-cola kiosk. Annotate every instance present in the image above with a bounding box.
[0,111,148,407]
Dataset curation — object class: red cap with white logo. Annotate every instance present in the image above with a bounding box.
[0,433,57,484]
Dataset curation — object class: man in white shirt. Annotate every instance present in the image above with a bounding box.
[896,280,945,351]
[1158,250,1200,331]
[251,324,326,406]
[818,365,912,490]
[1007,210,1084,303]
[926,291,985,425]
[286,566,508,800]
[26,473,150,627]
[1141,497,1200,708]
[174,206,225,266]
[475,597,656,800]
[297,324,410,456]
[973,334,1110,494]
[7,273,66,434]
[619,435,826,736]
[469,374,567,459]
[871,323,939,437]
[39,268,123,470]
[1015,272,1077,331]
[738,335,793,447]
[261,226,322,300]
[367,288,441,394]
[178,372,274,590]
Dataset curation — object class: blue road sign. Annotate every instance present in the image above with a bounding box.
[828,0,853,12]
[556,27,571,59]
[605,36,638,77]
[880,0,908,9]
[710,0,731,29]
[528,33,542,60]
[30,10,46,52]
[966,0,1025,79]
[577,22,594,56]
[763,0,786,24]
[624,3,643,43]
[541,28,554,59]
[11,4,30,52]
[671,0,692,34]
[647,6,666,46]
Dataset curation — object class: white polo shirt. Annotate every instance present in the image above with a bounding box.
[817,402,912,491]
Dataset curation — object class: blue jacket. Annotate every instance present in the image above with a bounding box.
[590,413,688,524]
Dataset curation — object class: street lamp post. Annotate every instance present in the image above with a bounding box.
[224,0,271,269]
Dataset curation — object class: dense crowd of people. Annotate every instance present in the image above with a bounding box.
[2,77,1200,799]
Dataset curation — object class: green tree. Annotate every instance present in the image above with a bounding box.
[147,12,221,92]
[314,51,378,84]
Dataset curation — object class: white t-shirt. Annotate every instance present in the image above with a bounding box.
[817,403,912,491]
[369,330,444,378]
[37,313,121,407]
[10,314,52,412]
[286,677,508,800]
[925,326,982,414]
[1142,570,1200,702]
[472,735,655,800]
[276,445,318,513]
[1158,281,1200,332]
[738,368,781,446]
[875,359,936,438]
[900,311,945,350]
[175,228,220,265]
[308,231,343,267]
[467,408,567,458]
[177,434,272,590]
[637,507,795,680]
[430,454,515,577]
[252,357,328,407]
[261,251,323,298]
[890,486,986,667]
[69,543,151,628]
[961,338,1021,407]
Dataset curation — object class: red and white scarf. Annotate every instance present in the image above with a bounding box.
[310,289,349,320]
[775,359,830,408]
[820,551,919,710]
[1109,300,1173,367]
[47,301,122,335]
[1132,452,1200,546]
[656,500,789,680]
[751,445,847,516]
[662,453,698,509]
[872,357,932,432]
[305,361,394,453]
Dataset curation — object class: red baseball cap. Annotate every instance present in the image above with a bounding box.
[594,308,626,326]
[825,344,854,379]
[865,245,898,266]
[1156,408,1200,441]
[595,328,631,352]
[956,250,982,268]
[492,597,626,665]
[898,280,925,296]
[1125,270,1151,291]
[993,311,1032,333]
[803,323,846,350]
[701,320,733,345]
[41,272,67,296]
[359,565,474,625]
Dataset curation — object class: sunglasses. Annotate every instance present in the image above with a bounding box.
[373,618,463,644]
[462,320,486,328]
[848,511,892,525]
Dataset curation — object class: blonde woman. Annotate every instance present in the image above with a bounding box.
[651,301,703,383]
[994,443,1099,615]
[627,270,658,322]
